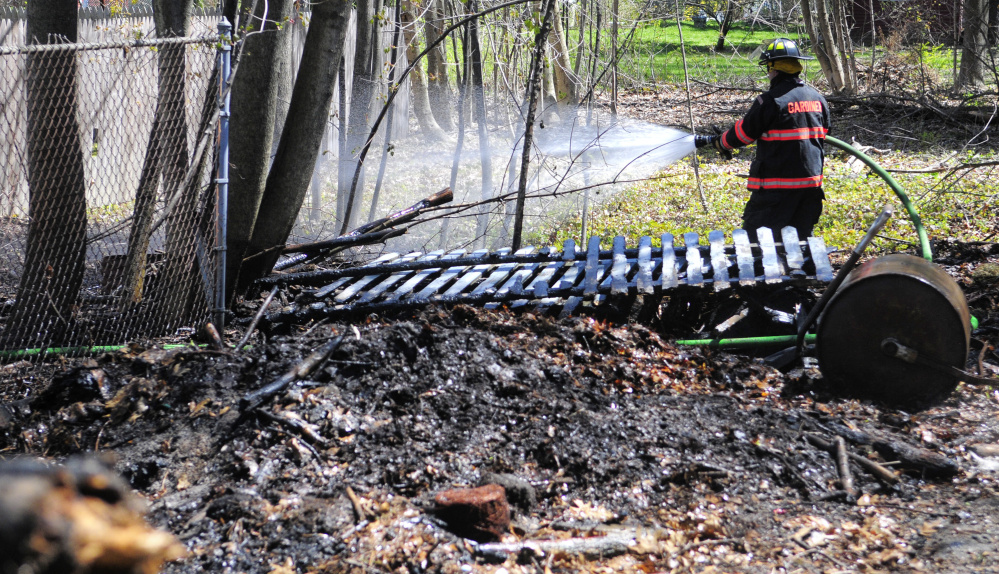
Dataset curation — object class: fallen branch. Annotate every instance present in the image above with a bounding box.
[346,486,373,523]
[236,286,278,350]
[238,336,344,413]
[834,436,857,498]
[804,433,899,485]
[244,228,405,267]
[257,409,327,446]
[348,187,453,237]
[476,531,634,559]
[816,422,959,477]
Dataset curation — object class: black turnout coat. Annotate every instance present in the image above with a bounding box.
[719,73,830,191]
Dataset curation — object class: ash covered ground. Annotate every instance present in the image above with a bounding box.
[1,239,999,574]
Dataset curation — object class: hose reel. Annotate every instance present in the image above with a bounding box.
[815,254,977,403]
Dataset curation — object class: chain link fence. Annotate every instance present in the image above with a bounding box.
[0,29,223,354]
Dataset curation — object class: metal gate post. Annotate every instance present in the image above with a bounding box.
[215,19,232,331]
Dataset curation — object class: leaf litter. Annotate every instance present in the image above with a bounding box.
[1,94,999,574]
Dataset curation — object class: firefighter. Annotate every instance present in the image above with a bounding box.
[695,38,830,243]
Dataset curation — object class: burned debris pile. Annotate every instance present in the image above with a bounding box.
[0,240,997,573]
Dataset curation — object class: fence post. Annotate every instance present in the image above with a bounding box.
[215,19,232,331]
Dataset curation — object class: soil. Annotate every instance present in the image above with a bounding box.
[1,89,999,574]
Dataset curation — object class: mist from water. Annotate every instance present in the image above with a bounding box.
[306,106,698,254]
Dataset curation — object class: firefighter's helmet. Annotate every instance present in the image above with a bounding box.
[758,38,815,65]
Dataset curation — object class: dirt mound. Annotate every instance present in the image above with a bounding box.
[2,241,999,573]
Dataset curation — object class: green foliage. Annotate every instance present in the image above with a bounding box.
[531,155,998,254]
[569,20,823,87]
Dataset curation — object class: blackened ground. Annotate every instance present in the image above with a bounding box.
[1,239,998,573]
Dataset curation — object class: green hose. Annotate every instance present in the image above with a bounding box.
[824,135,932,261]
[675,333,817,349]
[0,343,202,361]
[676,137,937,351]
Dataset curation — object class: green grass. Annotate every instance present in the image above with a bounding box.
[567,21,826,86]
[529,152,999,255]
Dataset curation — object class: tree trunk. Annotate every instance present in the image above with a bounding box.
[511,0,556,251]
[425,0,456,131]
[467,0,493,243]
[120,0,194,311]
[548,2,580,106]
[402,1,447,141]
[956,0,989,90]
[339,0,379,231]
[715,1,737,50]
[240,0,353,288]
[7,0,87,347]
[153,0,209,328]
[989,0,998,46]
[224,0,294,303]
[802,0,856,95]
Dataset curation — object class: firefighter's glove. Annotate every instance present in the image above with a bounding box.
[694,134,732,160]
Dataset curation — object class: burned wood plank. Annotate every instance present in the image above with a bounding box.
[444,249,510,297]
[781,226,805,277]
[259,250,563,287]
[661,233,677,289]
[473,247,536,295]
[683,232,703,286]
[708,230,730,291]
[610,236,629,295]
[356,252,427,304]
[757,228,782,283]
[553,260,584,292]
[322,252,401,302]
[413,249,483,300]
[582,236,602,296]
[733,229,755,285]
[562,238,576,261]
[384,250,446,302]
[516,253,566,308]
[486,249,550,309]
[636,236,653,294]
[807,236,834,282]
[314,276,354,301]
[595,259,614,305]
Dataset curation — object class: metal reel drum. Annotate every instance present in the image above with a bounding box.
[816,254,970,402]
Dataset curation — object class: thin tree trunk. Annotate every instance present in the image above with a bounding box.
[511,0,556,251]
[402,0,446,141]
[425,0,456,131]
[676,0,707,213]
[240,0,353,288]
[468,0,493,244]
[121,0,194,310]
[573,0,586,77]
[340,0,378,231]
[715,1,737,50]
[611,0,618,114]
[369,0,404,222]
[586,0,601,125]
[443,17,469,250]
[548,2,580,105]
[802,0,840,93]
